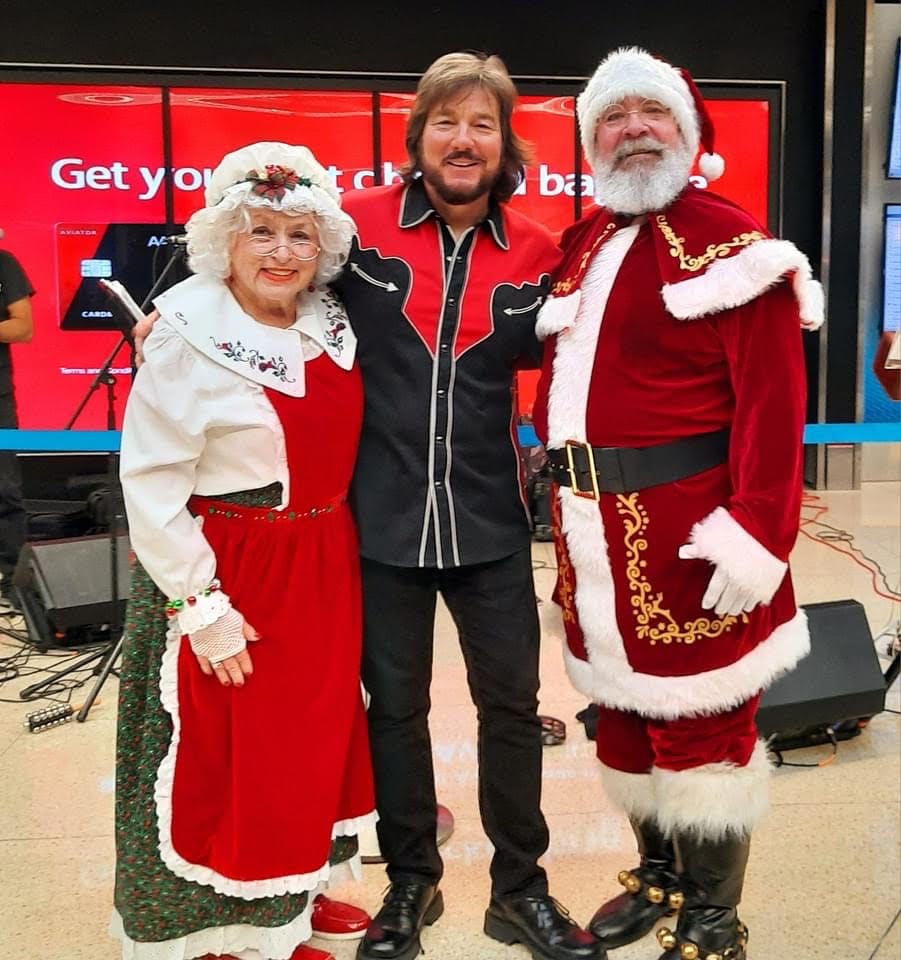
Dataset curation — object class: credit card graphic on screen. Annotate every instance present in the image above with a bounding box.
[56,223,188,330]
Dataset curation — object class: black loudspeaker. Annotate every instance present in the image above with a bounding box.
[12,534,130,649]
[757,599,887,744]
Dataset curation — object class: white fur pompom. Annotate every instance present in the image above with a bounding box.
[698,152,725,181]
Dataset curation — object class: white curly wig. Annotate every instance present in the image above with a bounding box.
[184,142,356,286]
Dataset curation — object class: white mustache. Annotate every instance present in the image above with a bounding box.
[615,138,665,161]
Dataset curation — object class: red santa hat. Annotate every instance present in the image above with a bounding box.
[577,46,725,182]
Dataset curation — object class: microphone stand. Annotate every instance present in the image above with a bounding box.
[20,246,186,718]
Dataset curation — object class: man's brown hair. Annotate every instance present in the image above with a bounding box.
[401,51,531,203]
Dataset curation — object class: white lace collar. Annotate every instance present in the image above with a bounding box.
[153,274,356,398]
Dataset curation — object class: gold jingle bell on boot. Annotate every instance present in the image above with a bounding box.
[589,867,683,949]
[656,920,749,960]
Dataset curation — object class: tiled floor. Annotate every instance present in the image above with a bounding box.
[0,483,898,960]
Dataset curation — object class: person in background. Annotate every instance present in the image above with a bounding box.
[335,52,603,960]
[0,232,33,612]
[873,328,901,401]
[115,142,375,960]
[533,47,823,960]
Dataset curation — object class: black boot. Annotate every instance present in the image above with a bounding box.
[656,832,751,960]
[356,882,443,960]
[588,817,682,948]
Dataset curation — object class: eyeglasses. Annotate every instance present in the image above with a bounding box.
[599,99,673,130]
[246,236,320,261]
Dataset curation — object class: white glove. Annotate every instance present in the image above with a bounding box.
[678,545,760,616]
[188,608,247,664]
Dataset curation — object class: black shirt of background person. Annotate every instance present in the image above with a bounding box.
[0,251,34,400]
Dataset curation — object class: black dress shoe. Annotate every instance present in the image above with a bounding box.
[356,882,444,960]
[484,894,606,960]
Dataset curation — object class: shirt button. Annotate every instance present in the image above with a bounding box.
[434,480,444,488]
[440,342,449,351]
[437,389,447,398]
[435,435,445,442]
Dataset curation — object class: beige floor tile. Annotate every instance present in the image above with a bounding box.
[0,835,118,960]
[747,802,900,957]
[0,706,26,758]
[0,689,115,841]
[0,482,898,958]
[872,913,901,960]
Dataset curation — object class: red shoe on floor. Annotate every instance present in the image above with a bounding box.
[289,944,335,960]
[310,893,371,940]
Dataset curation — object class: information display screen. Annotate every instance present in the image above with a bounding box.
[883,203,900,333]
[0,78,779,429]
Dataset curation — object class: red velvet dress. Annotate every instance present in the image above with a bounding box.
[159,353,374,894]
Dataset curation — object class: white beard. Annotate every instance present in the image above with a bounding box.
[592,137,694,215]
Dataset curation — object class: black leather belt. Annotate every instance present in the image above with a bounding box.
[546,429,730,498]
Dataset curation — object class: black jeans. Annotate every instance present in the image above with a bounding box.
[0,391,24,583]
[360,547,549,899]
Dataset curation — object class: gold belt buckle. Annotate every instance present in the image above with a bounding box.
[564,439,601,501]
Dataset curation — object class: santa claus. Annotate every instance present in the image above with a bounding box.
[532,47,824,960]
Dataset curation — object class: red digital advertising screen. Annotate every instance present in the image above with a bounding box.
[168,88,375,223]
[0,78,775,430]
[0,84,166,430]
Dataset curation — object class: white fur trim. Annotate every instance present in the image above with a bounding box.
[154,624,376,899]
[795,273,826,331]
[578,47,700,174]
[599,763,658,821]
[661,238,825,330]
[111,902,312,960]
[535,290,582,339]
[545,224,640,446]
[654,740,770,840]
[698,152,725,181]
[563,609,810,720]
[686,506,787,607]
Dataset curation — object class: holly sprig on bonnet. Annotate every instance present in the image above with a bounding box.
[242,164,314,202]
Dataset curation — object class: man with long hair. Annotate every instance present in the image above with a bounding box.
[533,47,823,960]
[336,53,602,960]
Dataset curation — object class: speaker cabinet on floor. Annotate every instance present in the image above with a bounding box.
[13,534,130,649]
[757,599,886,741]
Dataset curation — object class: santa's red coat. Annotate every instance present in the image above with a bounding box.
[532,187,823,720]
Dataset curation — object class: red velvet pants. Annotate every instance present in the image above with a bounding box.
[595,695,760,774]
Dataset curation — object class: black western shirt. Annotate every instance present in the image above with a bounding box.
[336,181,559,569]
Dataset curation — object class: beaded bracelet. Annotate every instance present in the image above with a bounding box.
[164,580,222,619]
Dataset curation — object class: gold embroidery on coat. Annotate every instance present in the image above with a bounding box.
[550,491,578,625]
[616,493,747,645]
[551,221,618,295]
[655,215,765,273]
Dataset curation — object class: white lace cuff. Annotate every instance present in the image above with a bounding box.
[165,580,232,634]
